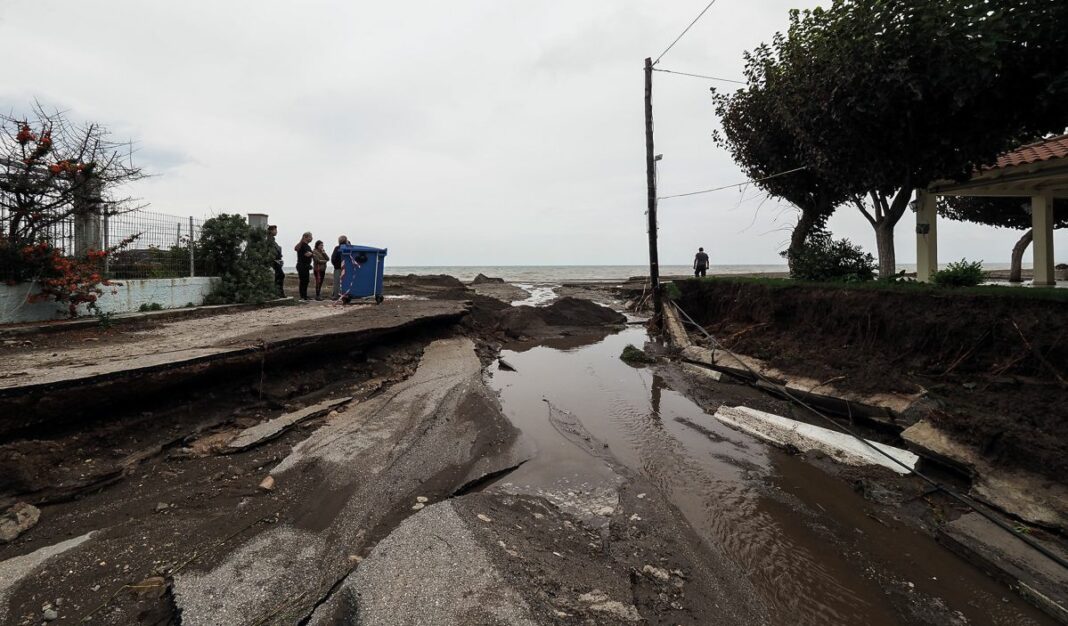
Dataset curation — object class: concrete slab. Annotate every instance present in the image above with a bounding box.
[226,396,352,451]
[0,532,94,624]
[940,513,1068,623]
[172,337,534,624]
[713,405,918,475]
[0,300,468,436]
[903,421,1068,530]
[306,500,538,626]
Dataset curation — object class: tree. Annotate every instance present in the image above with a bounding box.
[720,0,1068,277]
[713,40,849,272]
[199,214,276,305]
[939,196,1068,282]
[1,104,144,255]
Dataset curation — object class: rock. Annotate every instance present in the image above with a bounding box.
[0,502,40,543]
[472,273,506,285]
[259,476,276,492]
[620,344,655,365]
[412,502,425,511]
[642,565,671,581]
[416,496,428,503]
[43,608,58,621]
[154,502,170,513]
[477,514,493,523]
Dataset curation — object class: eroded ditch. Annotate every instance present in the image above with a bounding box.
[486,326,1054,625]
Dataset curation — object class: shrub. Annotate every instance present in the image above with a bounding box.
[199,214,275,304]
[784,230,876,282]
[932,259,985,287]
[138,302,163,312]
[663,282,682,300]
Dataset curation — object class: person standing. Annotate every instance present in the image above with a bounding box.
[330,235,349,300]
[312,240,329,301]
[693,247,710,278]
[294,232,314,301]
[267,225,285,297]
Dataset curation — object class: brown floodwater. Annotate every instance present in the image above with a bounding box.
[486,327,1053,626]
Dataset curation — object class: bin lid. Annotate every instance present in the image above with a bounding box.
[340,244,388,255]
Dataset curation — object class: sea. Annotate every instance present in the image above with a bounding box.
[284,263,1019,283]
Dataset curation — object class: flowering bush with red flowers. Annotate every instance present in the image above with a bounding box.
[17,236,137,318]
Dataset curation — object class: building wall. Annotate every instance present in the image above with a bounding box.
[0,277,220,324]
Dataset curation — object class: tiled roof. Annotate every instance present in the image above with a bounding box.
[992,134,1068,169]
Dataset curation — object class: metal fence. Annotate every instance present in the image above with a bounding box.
[103,210,205,279]
[1,208,209,280]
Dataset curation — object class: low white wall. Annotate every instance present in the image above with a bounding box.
[0,277,220,324]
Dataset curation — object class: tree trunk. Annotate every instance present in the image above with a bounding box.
[787,208,822,272]
[1009,228,1033,283]
[875,222,896,279]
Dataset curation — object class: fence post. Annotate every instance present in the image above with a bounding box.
[189,216,195,277]
[102,213,110,275]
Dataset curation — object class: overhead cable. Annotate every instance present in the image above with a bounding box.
[658,166,807,200]
[653,0,721,66]
[652,67,745,85]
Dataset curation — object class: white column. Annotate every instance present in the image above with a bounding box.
[1031,193,1055,286]
[915,190,938,282]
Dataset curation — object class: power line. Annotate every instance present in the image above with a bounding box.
[653,0,721,66]
[652,67,745,85]
[658,166,808,200]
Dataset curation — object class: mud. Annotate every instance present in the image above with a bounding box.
[674,279,1068,480]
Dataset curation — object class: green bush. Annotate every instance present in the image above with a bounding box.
[199,214,276,305]
[932,259,985,287]
[784,230,876,282]
[138,302,163,312]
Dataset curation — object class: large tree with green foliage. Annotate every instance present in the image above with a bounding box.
[939,196,1068,282]
[198,214,276,304]
[716,0,1068,277]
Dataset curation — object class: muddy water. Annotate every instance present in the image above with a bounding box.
[487,327,1052,626]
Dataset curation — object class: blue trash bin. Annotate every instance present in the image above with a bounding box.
[338,244,387,304]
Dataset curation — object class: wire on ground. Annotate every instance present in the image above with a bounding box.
[670,300,1068,573]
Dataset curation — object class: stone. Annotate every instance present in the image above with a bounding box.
[477,514,492,523]
[0,503,40,543]
[258,476,275,492]
[43,608,58,621]
[642,565,671,581]
[416,496,428,503]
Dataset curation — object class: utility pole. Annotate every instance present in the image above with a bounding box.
[644,57,663,323]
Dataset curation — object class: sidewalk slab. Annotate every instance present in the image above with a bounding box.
[226,397,352,451]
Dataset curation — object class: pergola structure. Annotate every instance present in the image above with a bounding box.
[916,134,1068,286]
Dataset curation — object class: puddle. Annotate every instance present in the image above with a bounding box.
[487,327,1052,626]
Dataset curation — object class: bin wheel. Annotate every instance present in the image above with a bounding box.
[375,295,384,304]
[342,295,352,304]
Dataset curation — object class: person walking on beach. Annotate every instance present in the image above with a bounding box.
[294,232,314,301]
[693,247,710,278]
[267,225,285,297]
[330,235,349,300]
[312,240,329,300]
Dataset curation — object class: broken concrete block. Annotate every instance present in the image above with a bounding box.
[0,502,40,543]
[713,406,918,475]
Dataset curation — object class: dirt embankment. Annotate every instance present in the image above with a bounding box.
[675,279,1068,480]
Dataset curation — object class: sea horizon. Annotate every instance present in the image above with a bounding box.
[282,262,1022,283]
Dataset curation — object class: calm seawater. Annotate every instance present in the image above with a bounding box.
[385,265,789,283]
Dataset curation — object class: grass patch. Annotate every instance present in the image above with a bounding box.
[675,276,1068,303]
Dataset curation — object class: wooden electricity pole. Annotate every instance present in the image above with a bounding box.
[644,57,663,322]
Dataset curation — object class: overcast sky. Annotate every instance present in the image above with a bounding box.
[2,0,1062,267]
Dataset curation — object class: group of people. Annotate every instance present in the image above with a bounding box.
[266,225,350,301]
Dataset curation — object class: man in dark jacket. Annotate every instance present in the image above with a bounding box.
[267,225,284,297]
[330,235,349,300]
[693,247,710,278]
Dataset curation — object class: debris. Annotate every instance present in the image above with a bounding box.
[42,607,58,621]
[258,476,276,492]
[498,358,518,372]
[228,397,353,452]
[154,502,170,513]
[416,496,428,503]
[130,576,167,599]
[412,502,425,511]
[477,513,492,523]
[620,344,655,364]
[642,565,671,581]
[0,502,40,543]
